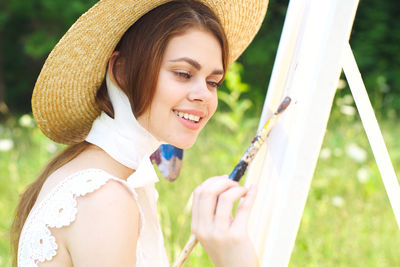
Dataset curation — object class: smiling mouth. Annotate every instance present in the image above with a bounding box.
[173,110,202,123]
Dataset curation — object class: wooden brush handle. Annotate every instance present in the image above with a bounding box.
[173,234,198,267]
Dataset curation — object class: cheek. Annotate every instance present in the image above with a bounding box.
[155,79,182,107]
[151,86,175,115]
[209,94,218,117]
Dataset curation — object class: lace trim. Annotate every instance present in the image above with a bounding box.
[18,168,143,267]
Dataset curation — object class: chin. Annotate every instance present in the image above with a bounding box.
[170,141,195,150]
[168,136,197,149]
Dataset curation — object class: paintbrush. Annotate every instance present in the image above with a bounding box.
[173,96,292,267]
[229,96,291,181]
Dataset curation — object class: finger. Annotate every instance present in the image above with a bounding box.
[192,175,231,233]
[193,176,238,223]
[192,176,239,231]
[197,175,234,189]
[214,186,249,229]
[231,185,258,230]
[192,176,228,228]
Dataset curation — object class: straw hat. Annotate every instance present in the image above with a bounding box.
[32,0,268,145]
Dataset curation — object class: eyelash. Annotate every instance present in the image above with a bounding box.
[174,71,221,89]
[176,71,192,79]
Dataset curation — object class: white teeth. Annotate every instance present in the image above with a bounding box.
[174,110,201,122]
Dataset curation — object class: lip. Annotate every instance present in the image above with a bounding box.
[173,109,204,131]
[175,115,202,130]
[173,109,205,117]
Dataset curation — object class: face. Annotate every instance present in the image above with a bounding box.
[137,29,223,149]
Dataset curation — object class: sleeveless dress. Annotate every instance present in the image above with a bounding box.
[18,73,170,266]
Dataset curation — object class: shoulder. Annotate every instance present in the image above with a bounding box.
[64,178,140,265]
[21,171,141,266]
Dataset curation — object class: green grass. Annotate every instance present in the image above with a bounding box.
[289,115,400,267]
[1,107,399,266]
[0,117,65,267]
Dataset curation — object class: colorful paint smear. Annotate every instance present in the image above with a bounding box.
[151,144,183,181]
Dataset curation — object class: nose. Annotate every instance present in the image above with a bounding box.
[188,79,213,102]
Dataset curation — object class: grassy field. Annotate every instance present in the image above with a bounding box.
[0,101,399,266]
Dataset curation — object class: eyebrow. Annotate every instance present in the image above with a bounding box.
[169,57,224,75]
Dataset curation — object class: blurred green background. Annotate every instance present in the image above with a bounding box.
[1,0,399,266]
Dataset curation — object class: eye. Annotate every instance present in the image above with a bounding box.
[207,81,221,89]
[174,71,192,80]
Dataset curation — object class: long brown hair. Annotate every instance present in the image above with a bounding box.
[11,0,228,265]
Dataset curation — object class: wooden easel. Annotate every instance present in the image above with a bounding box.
[244,0,400,266]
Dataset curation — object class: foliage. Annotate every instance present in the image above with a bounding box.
[237,0,400,116]
[1,71,399,265]
[237,0,289,112]
[290,108,400,266]
[0,115,63,267]
[1,110,399,266]
[0,0,400,265]
[1,0,399,116]
[350,0,400,115]
[0,0,97,111]
[216,62,257,132]
[213,62,259,167]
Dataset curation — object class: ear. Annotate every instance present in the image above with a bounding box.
[107,51,121,85]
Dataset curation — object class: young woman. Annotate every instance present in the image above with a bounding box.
[11,0,268,266]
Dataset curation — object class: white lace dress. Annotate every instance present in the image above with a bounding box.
[19,73,171,266]
[18,167,170,267]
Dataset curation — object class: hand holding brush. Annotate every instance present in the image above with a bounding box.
[173,97,292,267]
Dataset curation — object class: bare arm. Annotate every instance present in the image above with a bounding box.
[64,180,140,266]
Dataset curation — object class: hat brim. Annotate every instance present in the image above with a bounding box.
[32,0,268,144]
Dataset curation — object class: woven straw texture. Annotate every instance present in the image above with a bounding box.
[32,0,269,144]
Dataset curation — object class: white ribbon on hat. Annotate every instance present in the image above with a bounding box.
[85,73,162,188]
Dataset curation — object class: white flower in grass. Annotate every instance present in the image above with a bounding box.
[342,94,354,105]
[46,142,58,154]
[337,79,347,90]
[333,148,342,157]
[319,147,331,159]
[332,196,344,207]
[346,143,367,163]
[19,114,35,128]
[0,139,13,151]
[357,167,369,183]
[340,105,356,116]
